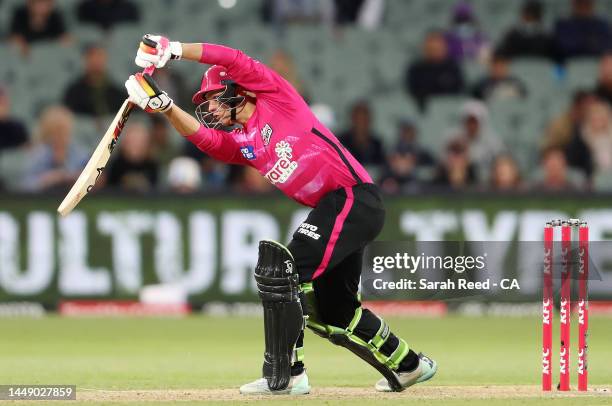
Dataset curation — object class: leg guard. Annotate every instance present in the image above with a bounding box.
[255,240,304,391]
[301,282,408,392]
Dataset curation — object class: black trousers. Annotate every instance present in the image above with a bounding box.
[287,183,417,372]
[288,182,385,328]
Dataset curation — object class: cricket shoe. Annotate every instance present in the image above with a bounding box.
[239,371,310,395]
[375,352,437,392]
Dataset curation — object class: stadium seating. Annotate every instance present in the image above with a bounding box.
[419,96,467,154]
[370,91,419,147]
[3,0,612,189]
[0,148,30,191]
[565,59,600,91]
[593,170,612,191]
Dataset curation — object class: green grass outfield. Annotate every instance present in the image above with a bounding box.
[1,315,611,405]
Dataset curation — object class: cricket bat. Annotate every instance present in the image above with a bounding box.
[57,64,156,216]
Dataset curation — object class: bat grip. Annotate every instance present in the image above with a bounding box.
[126,65,155,110]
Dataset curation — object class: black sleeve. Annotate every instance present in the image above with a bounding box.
[373,138,386,165]
[0,121,29,149]
[63,82,82,113]
[9,6,28,36]
[496,29,516,58]
[406,64,419,97]
[565,129,593,178]
[123,0,140,22]
[48,10,67,37]
[107,83,127,113]
[77,0,91,22]
[406,63,427,111]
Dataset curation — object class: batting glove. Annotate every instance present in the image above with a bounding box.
[135,34,182,69]
[125,73,174,113]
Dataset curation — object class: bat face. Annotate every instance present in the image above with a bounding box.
[57,100,134,216]
[86,167,108,193]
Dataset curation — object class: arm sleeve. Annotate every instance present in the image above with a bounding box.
[199,43,279,93]
[9,7,26,36]
[185,124,246,165]
[50,10,67,37]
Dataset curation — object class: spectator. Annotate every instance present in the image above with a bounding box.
[379,119,436,193]
[447,101,505,180]
[333,0,385,30]
[338,100,386,168]
[406,30,465,112]
[355,0,386,31]
[77,0,139,30]
[594,53,612,106]
[472,53,528,101]
[0,86,29,151]
[106,122,159,191]
[553,0,612,62]
[432,139,478,189]
[9,0,71,56]
[269,49,309,101]
[542,90,596,150]
[63,44,124,117]
[149,115,179,167]
[233,166,274,194]
[490,154,523,191]
[167,157,202,194]
[22,106,87,192]
[566,100,612,178]
[334,0,366,25]
[444,1,490,63]
[534,147,579,191]
[394,119,436,166]
[496,0,554,60]
[153,69,192,110]
[262,0,333,33]
[183,142,230,190]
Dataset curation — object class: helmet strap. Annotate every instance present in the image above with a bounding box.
[220,80,245,122]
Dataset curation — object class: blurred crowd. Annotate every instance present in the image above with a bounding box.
[2,0,612,195]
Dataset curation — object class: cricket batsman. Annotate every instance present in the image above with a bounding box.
[126,34,437,395]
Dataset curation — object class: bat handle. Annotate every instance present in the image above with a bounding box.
[141,35,159,76]
[126,65,155,110]
[144,65,155,76]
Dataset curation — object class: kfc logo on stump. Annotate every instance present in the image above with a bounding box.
[265,141,298,184]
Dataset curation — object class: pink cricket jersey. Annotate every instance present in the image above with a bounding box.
[186,44,372,208]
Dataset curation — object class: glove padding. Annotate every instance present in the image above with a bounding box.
[125,73,173,113]
[135,34,182,69]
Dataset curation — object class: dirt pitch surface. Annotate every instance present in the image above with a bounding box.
[77,386,611,402]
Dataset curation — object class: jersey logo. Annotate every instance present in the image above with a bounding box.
[261,124,272,146]
[240,145,256,160]
[265,141,298,184]
[296,223,321,240]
